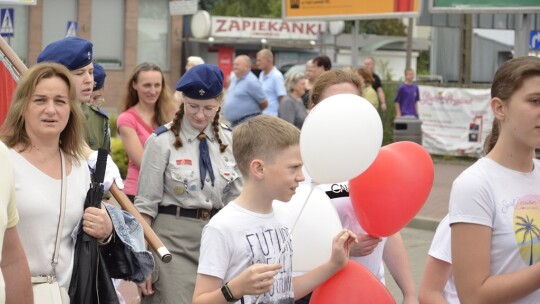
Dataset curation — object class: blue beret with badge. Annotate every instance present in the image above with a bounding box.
[93,63,106,91]
[175,64,223,100]
[37,37,93,71]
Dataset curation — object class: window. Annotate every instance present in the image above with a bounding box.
[42,0,76,47]
[137,0,169,70]
[91,0,124,68]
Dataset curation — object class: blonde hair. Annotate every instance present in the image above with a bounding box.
[285,72,306,92]
[0,62,85,161]
[121,62,176,126]
[170,94,227,152]
[309,69,362,107]
[232,115,300,176]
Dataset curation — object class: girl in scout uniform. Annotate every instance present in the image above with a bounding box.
[135,64,242,304]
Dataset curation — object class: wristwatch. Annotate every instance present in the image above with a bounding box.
[221,282,240,302]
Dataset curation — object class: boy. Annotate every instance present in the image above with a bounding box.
[394,68,420,118]
[193,115,357,303]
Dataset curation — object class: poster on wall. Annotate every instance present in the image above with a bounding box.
[419,85,493,157]
[282,0,420,20]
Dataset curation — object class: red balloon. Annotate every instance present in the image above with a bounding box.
[310,261,395,304]
[349,141,434,237]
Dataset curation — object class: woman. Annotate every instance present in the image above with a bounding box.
[279,72,308,129]
[450,56,540,303]
[356,68,379,109]
[0,62,153,295]
[117,62,177,202]
[297,69,417,304]
[135,64,243,304]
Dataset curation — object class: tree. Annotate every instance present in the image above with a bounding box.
[345,19,407,36]
[202,0,281,18]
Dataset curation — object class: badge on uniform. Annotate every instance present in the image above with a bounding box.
[176,159,192,166]
[174,185,185,195]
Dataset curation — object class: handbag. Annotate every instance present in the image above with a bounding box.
[32,150,70,304]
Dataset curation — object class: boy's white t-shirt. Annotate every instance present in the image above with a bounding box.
[198,201,295,304]
[449,157,540,303]
[428,215,459,304]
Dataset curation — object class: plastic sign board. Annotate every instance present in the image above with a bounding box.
[0,8,14,38]
[282,0,420,20]
[531,31,540,50]
[430,0,540,13]
[65,21,78,37]
[169,0,197,16]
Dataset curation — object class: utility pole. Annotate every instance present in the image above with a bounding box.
[514,14,531,58]
[459,14,472,85]
[405,18,414,69]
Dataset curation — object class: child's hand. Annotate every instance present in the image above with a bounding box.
[349,233,382,257]
[330,229,358,270]
[228,263,282,298]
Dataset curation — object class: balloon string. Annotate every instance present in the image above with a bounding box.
[254,182,318,304]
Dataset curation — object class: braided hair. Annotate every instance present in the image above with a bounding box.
[170,93,228,152]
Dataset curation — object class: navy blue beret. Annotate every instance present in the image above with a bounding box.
[93,63,106,90]
[37,37,93,71]
[176,64,223,100]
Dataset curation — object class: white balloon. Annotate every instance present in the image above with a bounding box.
[273,183,342,272]
[300,94,383,184]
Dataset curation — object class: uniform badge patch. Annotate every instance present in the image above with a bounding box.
[176,159,192,166]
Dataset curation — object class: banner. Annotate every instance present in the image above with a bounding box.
[431,0,540,12]
[0,60,16,125]
[211,16,325,40]
[418,85,493,157]
[283,0,420,20]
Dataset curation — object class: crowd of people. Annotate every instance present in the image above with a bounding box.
[2,34,539,304]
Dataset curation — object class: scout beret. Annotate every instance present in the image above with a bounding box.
[175,64,223,100]
[37,37,93,71]
[93,63,106,90]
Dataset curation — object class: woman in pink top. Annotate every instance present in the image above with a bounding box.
[117,62,177,202]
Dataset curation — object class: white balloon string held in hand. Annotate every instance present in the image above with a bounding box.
[254,182,318,304]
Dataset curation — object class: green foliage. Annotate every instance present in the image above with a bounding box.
[378,60,394,82]
[111,137,128,179]
[109,115,118,138]
[211,0,281,18]
[381,82,399,146]
[417,50,430,76]
[345,19,407,36]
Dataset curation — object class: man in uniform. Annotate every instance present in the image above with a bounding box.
[37,37,111,152]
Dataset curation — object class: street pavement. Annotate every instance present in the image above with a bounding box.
[117,160,472,303]
[384,160,471,302]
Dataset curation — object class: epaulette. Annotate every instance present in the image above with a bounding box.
[220,123,232,132]
[153,124,169,135]
[97,107,109,119]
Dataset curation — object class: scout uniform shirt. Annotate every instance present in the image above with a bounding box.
[135,119,242,219]
[81,102,111,152]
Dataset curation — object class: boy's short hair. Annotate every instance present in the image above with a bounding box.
[233,116,300,176]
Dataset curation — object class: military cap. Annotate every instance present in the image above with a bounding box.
[175,64,223,100]
[37,37,93,71]
[93,63,106,90]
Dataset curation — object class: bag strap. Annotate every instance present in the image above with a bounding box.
[51,149,67,275]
